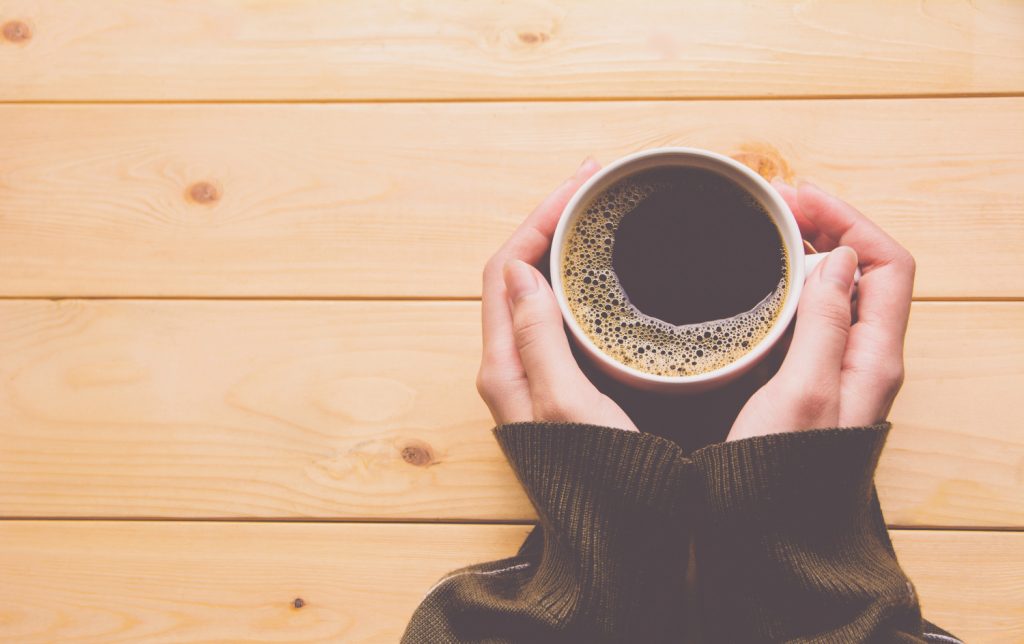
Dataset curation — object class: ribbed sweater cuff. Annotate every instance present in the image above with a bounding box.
[494,422,690,520]
[688,423,925,642]
[690,423,891,531]
[492,422,691,640]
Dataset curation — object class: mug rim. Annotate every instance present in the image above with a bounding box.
[549,146,806,387]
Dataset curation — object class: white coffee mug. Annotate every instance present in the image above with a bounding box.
[550,147,856,393]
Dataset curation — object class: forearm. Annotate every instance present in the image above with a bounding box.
[494,422,692,641]
[406,420,957,643]
[403,422,693,643]
[690,424,928,642]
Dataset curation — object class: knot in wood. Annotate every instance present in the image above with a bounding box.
[2,21,31,43]
[400,440,434,467]
[730,144,794,183]
[517,31,549,45]
[187,181,220,205]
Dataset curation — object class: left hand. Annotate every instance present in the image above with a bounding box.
[727,181,916,441]
[475,159,638,432]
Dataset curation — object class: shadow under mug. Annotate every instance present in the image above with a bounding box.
[550,146,855,394]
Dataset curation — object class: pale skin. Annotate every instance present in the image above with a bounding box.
[476,159,916,441]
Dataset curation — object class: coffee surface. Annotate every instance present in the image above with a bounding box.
[561,166,788,376]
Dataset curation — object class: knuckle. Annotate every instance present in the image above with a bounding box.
[883,246,916,275]
[880,362,906,396]
[475,363,510,402]
[476,364,526,408]
[898,249,917,276]
[475,366,495,401]
[475,366,488,394]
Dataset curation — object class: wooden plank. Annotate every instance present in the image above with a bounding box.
[1,300,1020,527]
[891,530,1024,643]
[0,300,525,520]
[0,522,1019,643]
[0,521,530,643]
[0,99,1021,298]
[882,302,1024,528]
[1,1,1022,101]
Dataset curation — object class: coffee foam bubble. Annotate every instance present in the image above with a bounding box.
[561,169,789,377]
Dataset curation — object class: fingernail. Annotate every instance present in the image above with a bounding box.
[503,259,538,302]
[574,156,599,178]
[821,246,858,288]
[797,180,825,197]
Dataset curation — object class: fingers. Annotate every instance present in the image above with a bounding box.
[775,246,859,426]
[796,182,914,273]
[514,157,603,249]
[795,182,915,335]
[497,157,602,270]
[477,159,601,423]
[772,179,819,239]
[481,158,601,361]
[794,182,915,425]
[772,178,836,252]
[492,257,639,432]
[504,259,590,401]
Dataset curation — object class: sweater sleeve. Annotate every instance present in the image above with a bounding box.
[402,422,692,644]
[689,423,937,643]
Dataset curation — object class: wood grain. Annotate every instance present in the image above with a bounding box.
[2,2,1019,639]
[0,300,523,520]
[1,99,1022,298]
[1,1,1022,101]
[1,300,1020,527]
[883,302,1024,528]
[893,529,1024,642]
[0,521,1019,643]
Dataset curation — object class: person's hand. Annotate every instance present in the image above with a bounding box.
[727,181,915,441]
[476,159,638,432]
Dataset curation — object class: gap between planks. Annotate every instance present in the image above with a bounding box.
[1,92,1024,106]
[1,517,1023,532]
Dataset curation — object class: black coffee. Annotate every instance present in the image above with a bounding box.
[561,166,789,376]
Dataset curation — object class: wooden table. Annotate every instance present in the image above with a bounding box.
[1,2,1022,641]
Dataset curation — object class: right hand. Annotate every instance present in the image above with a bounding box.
[475,159,638,432]
[727,181,916,441]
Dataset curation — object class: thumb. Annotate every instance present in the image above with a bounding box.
[503,259,587,394]
[777,246,858,390]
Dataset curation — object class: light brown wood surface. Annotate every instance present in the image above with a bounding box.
[2,300,1020,528]
[2,1,1021,640]
[0,522,1019,643]
[1,1,1022,101]
[1,99,1022,298]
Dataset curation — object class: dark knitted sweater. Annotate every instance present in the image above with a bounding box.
[402,422,960,643]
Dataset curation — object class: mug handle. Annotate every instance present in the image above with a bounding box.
[804,251,862,284]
